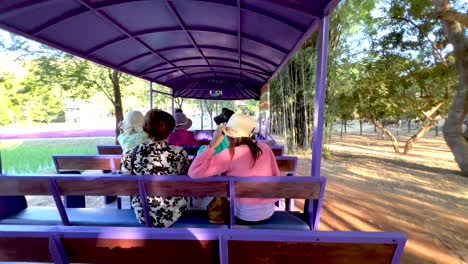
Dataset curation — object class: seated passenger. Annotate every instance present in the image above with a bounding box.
[188,113,280,224]
[121,109,190,227]
[117,110,150,152]
[196,107,234,155]
[167,111,200,146]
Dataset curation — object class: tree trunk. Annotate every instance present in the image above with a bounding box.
[405,103,443,154]
[381,119,385,140]
[340,119,343,140]
[432,0,468,175]
[404,124,436,154]
[174,97,184,110]
[344,119,347,134]
[371,119,400,153]
[111,70,123,145]
[464,125,468,142]
[396,119,400,136]
[435,120,439,136]
[359,119,363,135]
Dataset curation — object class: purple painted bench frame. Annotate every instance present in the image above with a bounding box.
[0,225,407,264]
[0,174,326,230]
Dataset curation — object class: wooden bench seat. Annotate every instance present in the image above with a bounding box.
[0,225,407,264]
[0,174,325,230]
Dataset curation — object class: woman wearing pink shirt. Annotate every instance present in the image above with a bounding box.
[188,113,280,224]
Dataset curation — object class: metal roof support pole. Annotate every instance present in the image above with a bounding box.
[149,81,153,110]
[311,16,330,177]
[258,116,262,138]
[171,91,175,116]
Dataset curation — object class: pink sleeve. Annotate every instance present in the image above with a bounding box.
[188,147,231,178]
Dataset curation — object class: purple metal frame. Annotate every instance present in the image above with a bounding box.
[49,179,70,226]
[49,234,69,264]
[228,179,235,229]
[311,16,330,177]
[0,225,407,264]
[149,81,153,109]
[138,178,152,228]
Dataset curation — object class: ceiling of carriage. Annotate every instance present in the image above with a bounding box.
[0,0,338,99]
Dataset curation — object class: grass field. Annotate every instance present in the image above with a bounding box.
[0,137,114,173]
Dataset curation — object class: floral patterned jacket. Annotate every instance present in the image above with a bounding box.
[121,141,190,227]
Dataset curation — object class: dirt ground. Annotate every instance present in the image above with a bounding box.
[26,131,467,263]
[291,132,467,264]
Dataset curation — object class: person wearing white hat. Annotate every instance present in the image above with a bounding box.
[188,113,280,224]
[117,110,150,152]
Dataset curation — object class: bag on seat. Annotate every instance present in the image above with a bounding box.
[207,197,229,224]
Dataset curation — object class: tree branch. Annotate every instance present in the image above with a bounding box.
[421,102,444,120]
[437,9,468,28]
[90,79,114,104]
[376,16,447,63]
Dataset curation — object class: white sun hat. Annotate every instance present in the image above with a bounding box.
[122,110,144,133]
[224,113,257,138]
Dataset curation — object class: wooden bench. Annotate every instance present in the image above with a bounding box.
[0,225,407,264]
[0,174,325,230]
[56,154,296,176]
[97,145,201,156]
[275,156,298,210]
[271,145,284,156]
[53,154,297,209]
[98,144,283,156]
[97,145,122,155]
[53,154,123,208]
[53,154,122,174]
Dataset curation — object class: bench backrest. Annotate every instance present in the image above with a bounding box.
[0,225,406,264]
[97,144,201,156]
[271,145,284,156]
[54,154,295,175]
[192,129,215,140]
[97,145,123,155]
[0,174,324,229]
[53,155,122,173]
[276,156,298,176]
